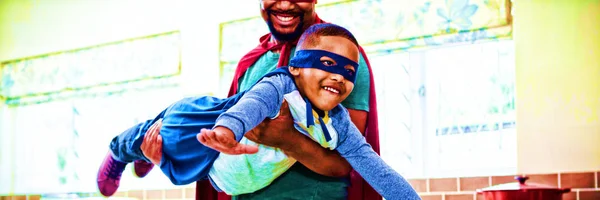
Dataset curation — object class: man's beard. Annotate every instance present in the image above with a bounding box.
[266,11,305,42]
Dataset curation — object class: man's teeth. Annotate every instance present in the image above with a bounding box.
[276,15,294,22]
[323,87,339,94]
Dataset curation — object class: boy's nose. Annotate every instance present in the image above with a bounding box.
[330,74,344,82]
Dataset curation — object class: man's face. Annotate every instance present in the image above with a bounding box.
[290,36,359,112]
[260,0,317,42]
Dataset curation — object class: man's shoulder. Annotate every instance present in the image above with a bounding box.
[238,52,280,91]
[341,51,371,111]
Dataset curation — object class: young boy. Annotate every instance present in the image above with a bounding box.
[97,23,420,200]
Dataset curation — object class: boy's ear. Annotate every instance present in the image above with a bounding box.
[288,67,301,76]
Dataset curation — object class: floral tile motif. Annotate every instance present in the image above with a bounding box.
[1,31,182,100]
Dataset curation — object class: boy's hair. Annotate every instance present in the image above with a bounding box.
[297,23,359,49]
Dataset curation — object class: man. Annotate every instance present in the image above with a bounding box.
[139,0,381,199]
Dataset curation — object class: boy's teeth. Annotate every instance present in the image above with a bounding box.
[324,87,339,94]
[276,15,294,22]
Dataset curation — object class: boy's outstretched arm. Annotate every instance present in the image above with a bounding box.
[197,127,259,155]
[335,109,421,200]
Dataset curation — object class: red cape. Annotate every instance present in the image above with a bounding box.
[197,16,381,200]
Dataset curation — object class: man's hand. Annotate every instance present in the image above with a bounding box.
[245,100,353,177]
[197,127,259,155]
[140,119,163,165]
[245,100,297,150]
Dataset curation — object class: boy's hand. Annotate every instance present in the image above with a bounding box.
[197,127,259,155]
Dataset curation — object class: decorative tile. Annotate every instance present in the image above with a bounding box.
[526,173,559,187]
[420,194,443,200]
[0,31,181,99]
[408,179,428,192]
[185,187,196,199]
[220,0,512,63]
[579,190,600,200]
[563,191,577,200]
[476,193,485,200]
[561,172,595,189]
[430,178,458,192]
[460,177,490,191]
[165,188,183,199]
[596,171,599,188]
[491,175,517,185]
[445,194,474,200]
[145,189,163,199]
[129,190,144,199]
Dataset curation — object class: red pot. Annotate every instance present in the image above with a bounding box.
[476,176,570,200]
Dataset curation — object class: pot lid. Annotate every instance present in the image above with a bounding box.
[477,176,570,193]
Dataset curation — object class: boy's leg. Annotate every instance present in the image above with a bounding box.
[108,119,159,163]
[98,110,166,197]
[101,95,237,193]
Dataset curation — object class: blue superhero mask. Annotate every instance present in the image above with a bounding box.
[289,49,359,83]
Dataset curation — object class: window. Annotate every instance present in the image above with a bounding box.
[7,86,186,193]
[375,39,517,178]
[0,31,188,194]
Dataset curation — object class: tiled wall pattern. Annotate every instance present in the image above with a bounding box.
[411,171,600,200]
[1,171,598,200]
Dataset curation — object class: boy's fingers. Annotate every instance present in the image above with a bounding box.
[239,144,259,154]
[198,129,211,144]
[228,144,259,155]
[197,129,254,155]
[197,129,210,143]
[197,133,206,143]
[205,130,218,143]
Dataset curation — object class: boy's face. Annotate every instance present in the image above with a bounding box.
[290,35,359,111]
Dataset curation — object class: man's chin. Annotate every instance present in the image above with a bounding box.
[274,27,299,36]
[271,30,303,42]
[267,20,304,42]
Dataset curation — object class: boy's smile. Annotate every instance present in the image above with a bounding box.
[323,85,340,94]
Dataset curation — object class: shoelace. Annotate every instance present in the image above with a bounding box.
[105,159,125,179]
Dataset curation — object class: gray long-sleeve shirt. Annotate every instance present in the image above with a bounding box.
[212,73,420,200]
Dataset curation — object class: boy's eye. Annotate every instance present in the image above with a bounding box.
[346,69,355,76]
[345,66,356,75]
[321,60,335,66]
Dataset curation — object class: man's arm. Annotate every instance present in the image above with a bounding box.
[244,102,369,177]
[275,130,352,177]
[280,108,367,177]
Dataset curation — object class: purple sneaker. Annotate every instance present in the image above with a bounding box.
[97,152,127,197]
[133,160,154,178]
